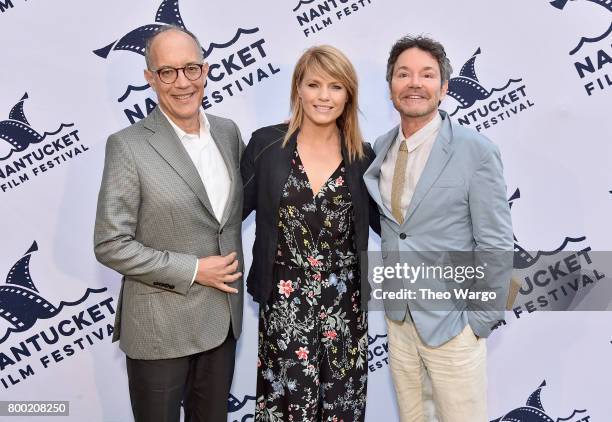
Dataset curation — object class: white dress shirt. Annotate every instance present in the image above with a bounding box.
[160,107,231,284]
[379,113,443,221]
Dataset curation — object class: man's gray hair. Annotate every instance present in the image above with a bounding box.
[144,25,204,70]
[385,35,453,85]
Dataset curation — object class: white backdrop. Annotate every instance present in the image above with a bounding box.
[1,0,611,421]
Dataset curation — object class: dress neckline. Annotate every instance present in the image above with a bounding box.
[294,149,343,199]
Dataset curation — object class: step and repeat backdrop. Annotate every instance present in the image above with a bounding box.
[1,0,611,420]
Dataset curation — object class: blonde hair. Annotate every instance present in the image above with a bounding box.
[284,45,364,161]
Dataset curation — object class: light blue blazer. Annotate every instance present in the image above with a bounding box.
[364,111,513,347]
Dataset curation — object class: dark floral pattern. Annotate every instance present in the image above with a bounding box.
[256,150,367,422]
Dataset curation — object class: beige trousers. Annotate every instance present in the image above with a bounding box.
[386,317,487,422]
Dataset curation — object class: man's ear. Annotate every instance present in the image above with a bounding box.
[144,69,155,90]
[440,79,449,100]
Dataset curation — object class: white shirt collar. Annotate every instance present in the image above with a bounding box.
[159,107,210,142]
[397,112,443,153]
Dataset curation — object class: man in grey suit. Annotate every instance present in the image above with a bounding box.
[364,36,513,421]
[94,25,244,422]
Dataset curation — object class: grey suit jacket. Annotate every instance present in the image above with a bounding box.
[364,111,513,347]
[94,107,244,360]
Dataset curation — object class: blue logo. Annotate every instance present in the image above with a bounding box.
[507,189,588,273]
[0,93,87,193]
[445,48,535,132]
[94,0,280,124]
[0,241,114,390]
[550,0,612,96]
[0,93,45,161]
[491,380,589,422]
[492,189,606,331]
[291,0,376,37]
[228,393,256,422]
[0,241,106,343]
[367,333,389,372]
[93,0,187,60]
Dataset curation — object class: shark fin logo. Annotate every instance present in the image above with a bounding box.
[0,241,106,344]
[508,189,587,272]
[0,93,44,160]
[444,49,534,131]
[94,0,280,122]
[491,380,589,422]
[93,0,257,62]
[228,393,256,422]
[549,0,612,95]
[492,189,608,326]
[93,0,187,59]
[0,93,74,162]
[448,48,499,111]
[0,93,85,193]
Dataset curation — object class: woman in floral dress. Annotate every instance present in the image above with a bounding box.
[241,45,379,421]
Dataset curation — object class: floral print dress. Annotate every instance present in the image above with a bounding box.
[255,149,368,422]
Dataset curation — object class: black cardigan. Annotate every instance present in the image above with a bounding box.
[241,123,380,304]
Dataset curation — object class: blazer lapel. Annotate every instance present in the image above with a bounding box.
[144,108,217,220]
[208,116,239,228]
[402,114,454,225]
[271,130,296,217]
[342,139,362,209]
[363,126,398,222]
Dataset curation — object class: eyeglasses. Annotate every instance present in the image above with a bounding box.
[153,63,205,84]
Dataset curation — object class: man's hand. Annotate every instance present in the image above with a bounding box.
[195,252,241,293]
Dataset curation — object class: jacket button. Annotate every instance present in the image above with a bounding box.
[219,228,224,234]
[399,233,407,240]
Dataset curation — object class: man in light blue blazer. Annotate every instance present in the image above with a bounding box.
[364,35,513,421]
